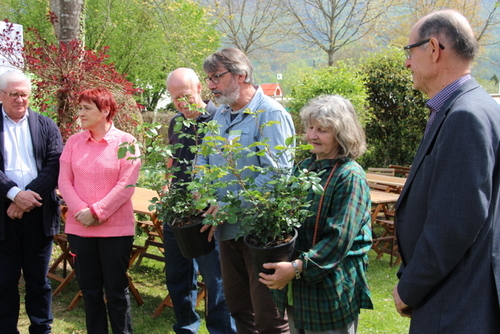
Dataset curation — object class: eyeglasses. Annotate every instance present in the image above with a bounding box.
[204,70,230,84]
[403,38,445,59]
[0,89,29,100]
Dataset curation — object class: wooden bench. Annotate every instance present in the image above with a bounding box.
[367,167,395,176]
[369,188,401,267]
[388,165,411,177]
[366,173,406,194]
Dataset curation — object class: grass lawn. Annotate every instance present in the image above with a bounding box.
[359,251,410,334]
[18,235,410,334]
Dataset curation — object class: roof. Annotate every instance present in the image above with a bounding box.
[261,83,283,97]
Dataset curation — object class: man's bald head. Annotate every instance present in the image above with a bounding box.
[166,68,200,90]
[415,9,478,62]
[166,68,205,119]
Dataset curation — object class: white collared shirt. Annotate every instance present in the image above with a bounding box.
[2,108,37,200]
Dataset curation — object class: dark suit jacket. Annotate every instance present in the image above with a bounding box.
[395,78,500,333]
[0,105,63,240]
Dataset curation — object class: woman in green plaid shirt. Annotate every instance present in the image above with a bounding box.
[259,95,373,334]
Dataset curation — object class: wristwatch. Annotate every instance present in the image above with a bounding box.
[291,260,301,279]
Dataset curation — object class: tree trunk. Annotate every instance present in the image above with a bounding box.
[50,0,84,42]
[49,0,85,141]
[328,50,334,66]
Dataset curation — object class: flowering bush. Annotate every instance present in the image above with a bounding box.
[1,16,141,141]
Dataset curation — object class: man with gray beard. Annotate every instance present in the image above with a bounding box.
[198,48,294,334]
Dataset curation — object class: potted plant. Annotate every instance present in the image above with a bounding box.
[239,169,322,276]
[119,108,219,259]
[152,184,215,259]
[120,106,323,265]
[194,109,324,275]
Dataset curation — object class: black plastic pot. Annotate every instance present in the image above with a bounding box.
[170,220,215,259]
[244,228,298,278]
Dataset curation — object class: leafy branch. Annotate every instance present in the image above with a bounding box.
[119,101,324,246]
[194,108,324,246]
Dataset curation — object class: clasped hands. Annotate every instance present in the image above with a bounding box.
[7,190,43,220]
[75,207,99,227]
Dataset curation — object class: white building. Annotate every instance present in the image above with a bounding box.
[0,21,23,74]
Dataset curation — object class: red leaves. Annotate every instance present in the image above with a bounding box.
[1,18,141,141]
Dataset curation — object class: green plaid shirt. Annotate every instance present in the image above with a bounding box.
[272,157,373,331]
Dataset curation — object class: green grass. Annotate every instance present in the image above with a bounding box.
[18,237,409,334]
[359,251,410,334]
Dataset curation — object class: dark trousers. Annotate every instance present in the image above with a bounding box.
[0,211,53,334]
[219,238,289,334]
[68,234,134,334]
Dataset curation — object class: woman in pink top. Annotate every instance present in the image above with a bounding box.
[58,88,141,334]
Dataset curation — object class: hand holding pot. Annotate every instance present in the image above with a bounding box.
[259,260,302,290]
[200,204,221,241]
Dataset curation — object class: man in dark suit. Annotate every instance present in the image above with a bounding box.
[392,10,500,333]
[0,70,63,334]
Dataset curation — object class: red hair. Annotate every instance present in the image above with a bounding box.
[78,88,118,121]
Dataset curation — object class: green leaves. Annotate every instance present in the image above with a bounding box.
[289,60,368,124]
[227,168,323,245]
[118,141,137,159]
[196,117,323,245]
[83,0,221,111]
[118,99,323,247]
[360,48,428,167]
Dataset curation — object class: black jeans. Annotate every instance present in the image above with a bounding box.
[68,234,134,334]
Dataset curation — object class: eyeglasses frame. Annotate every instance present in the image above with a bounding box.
[403,38,445,59]
[204,70,231,85]
[0,89,30,100]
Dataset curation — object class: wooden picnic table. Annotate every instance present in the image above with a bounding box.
[369,189,399,221]
[369,188,401,266]
[366,173,407,193]
[130,187,164,264]
[130,187,207,318]
[131,187,158,215]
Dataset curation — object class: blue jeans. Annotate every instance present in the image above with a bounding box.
[164,223,236,334]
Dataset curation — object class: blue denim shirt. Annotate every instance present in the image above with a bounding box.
[196,86,295,241]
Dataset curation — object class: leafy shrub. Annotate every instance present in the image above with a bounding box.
[284,61,368,163]
[1,19,141,142]
[360,48,428,168]
[288,60,368,124]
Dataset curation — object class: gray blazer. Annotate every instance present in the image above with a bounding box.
[396,78,500,333]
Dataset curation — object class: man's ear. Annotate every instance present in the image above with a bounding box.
[429,37,443,62]
[237,73,247,84]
